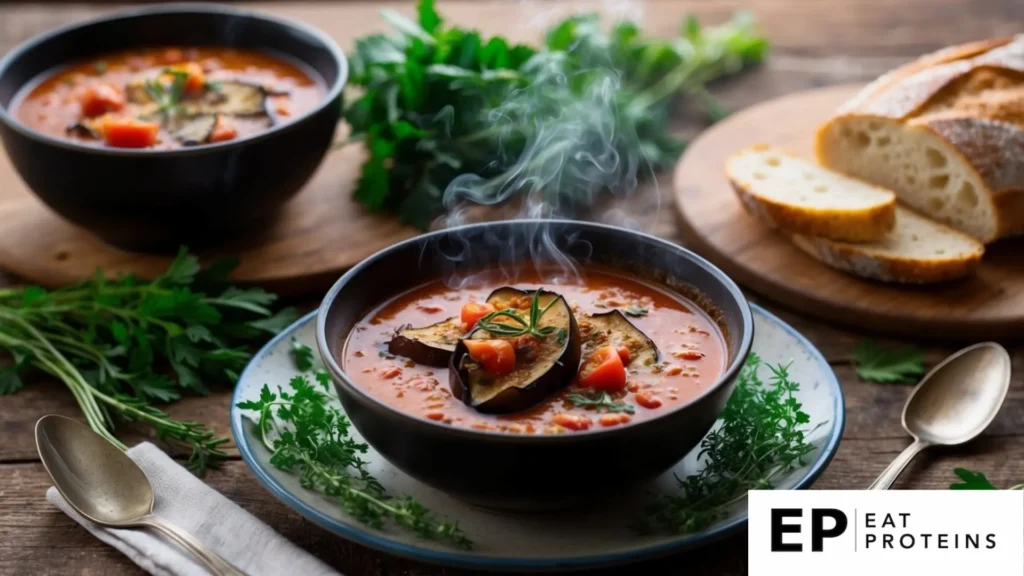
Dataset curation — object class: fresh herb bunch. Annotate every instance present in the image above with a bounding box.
[144,69,191,115]
[239,342,471,547]
[476,290,558,338]
[345,0,768,228]
[566,390,635,414]
[0,249,296,472]
[950,468,1024,490]
[641,353,820,534]
[853,340,926,384]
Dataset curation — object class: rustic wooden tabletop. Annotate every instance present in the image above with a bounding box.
[1,1,1023,575]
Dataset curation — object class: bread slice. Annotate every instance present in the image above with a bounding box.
[726,145,896,241]
[790,206,985,283]
[816,36,1024,243]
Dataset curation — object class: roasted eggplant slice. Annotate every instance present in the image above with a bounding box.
[166,113,216,146]
[582,310,659,367]
[450,288,581,414]
[188,80,267,116]
[387,316,464,367]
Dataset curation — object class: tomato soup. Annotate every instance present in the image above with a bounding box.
[12,46,323,149]
[343,269,727,434]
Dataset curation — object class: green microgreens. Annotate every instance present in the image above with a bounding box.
[476,290,559,339]
[290,338,315,371]
[238,343,471,548]
[566,390,635,414]
[640,353,822,534]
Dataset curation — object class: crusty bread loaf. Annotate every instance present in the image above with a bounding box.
[790,206,985,284]
[727,145,896,241]
[816,35,1024,243]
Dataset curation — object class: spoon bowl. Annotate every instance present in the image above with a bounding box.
[35,415,244,575]
[869,342,1011,490]
[903,342,1012,445]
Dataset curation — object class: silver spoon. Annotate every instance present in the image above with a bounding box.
[868,342,1011,490]
[35,414,245,576]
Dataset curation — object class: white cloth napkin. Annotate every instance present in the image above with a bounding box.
[46,442,339,576]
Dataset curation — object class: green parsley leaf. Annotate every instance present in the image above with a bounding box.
[950,468,998,490]
[290,338,315,372]
[853,340,926,383]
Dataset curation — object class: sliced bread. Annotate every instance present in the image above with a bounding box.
[816,36,1024,243]
[727,145,896,242]
[790,206,985,284]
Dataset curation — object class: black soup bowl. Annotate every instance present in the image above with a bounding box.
[316,220,754,509]
[0,4,346,251]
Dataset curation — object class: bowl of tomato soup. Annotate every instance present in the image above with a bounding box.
[317,220,754,509]
[0,4,346,250]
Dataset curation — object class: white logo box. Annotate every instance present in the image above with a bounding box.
[749,490,1024,576]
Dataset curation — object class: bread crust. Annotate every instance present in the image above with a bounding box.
[729,179,895,242]
[817,35,1024,243]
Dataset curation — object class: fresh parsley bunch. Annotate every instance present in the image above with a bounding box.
[641,353,820,534]
[0,249,296,472]
[345,0,768,228]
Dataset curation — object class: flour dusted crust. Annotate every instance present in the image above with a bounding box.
[817,35,1024,243]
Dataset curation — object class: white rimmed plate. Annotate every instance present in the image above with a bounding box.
[230,304,844,570]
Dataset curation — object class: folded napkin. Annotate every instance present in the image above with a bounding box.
[46,442,339,576]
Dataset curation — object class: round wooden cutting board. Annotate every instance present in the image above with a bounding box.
[674,83,1024,341]
[0,141,418,297]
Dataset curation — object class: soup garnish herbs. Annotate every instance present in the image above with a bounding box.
[14,46,322,149]
[239,348,472,548]
[345,270,727,433]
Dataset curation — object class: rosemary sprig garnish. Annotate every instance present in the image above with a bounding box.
[566,390,635,414]
[144,69,190,115]
[476,290,558,339]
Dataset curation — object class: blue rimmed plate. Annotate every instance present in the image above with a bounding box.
[231,303,844,570]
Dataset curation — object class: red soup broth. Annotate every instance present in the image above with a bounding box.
[342,269,728,434]
[13,46,322,150]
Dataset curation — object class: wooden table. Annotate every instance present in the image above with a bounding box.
[2,1,1024,574]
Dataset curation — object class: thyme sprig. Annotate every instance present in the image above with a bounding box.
[641,353,822,534]
[144,69,190,115]
[239,350,471,547]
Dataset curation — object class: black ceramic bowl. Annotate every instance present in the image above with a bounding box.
[316,220,754,509]
[0,4,346,251]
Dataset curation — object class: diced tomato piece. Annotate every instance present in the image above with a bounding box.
[163,62,205,95]
[162,48,185,64]
[553,413,592,431]
[209,116,238,143]
[599,413,631,427]
[460,302,495,329]
[378,366,403,379]
[617,346,631,365]
[101,118,159,148]
[463,339,515,374]
[635,391,662,410]
[578,345,627,391]
[79,84,125,117]
[425,412,445,421]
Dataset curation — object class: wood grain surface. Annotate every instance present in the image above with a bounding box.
[0,139,419,297]
[674,84,1024,340]
[1,2,1024,576]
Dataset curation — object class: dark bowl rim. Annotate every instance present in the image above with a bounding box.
[0,2,347,157]
[315,219,755,444]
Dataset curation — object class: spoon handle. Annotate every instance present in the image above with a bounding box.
[141,516,246,576]
[868,440,931,490]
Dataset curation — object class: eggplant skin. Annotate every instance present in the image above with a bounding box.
[449,289,582,414]
[387,317,462,367]
[585,309,659,365]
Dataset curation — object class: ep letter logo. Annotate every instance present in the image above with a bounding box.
[771,508,848,552]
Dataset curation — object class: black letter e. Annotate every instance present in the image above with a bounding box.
[771,508,802,552]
